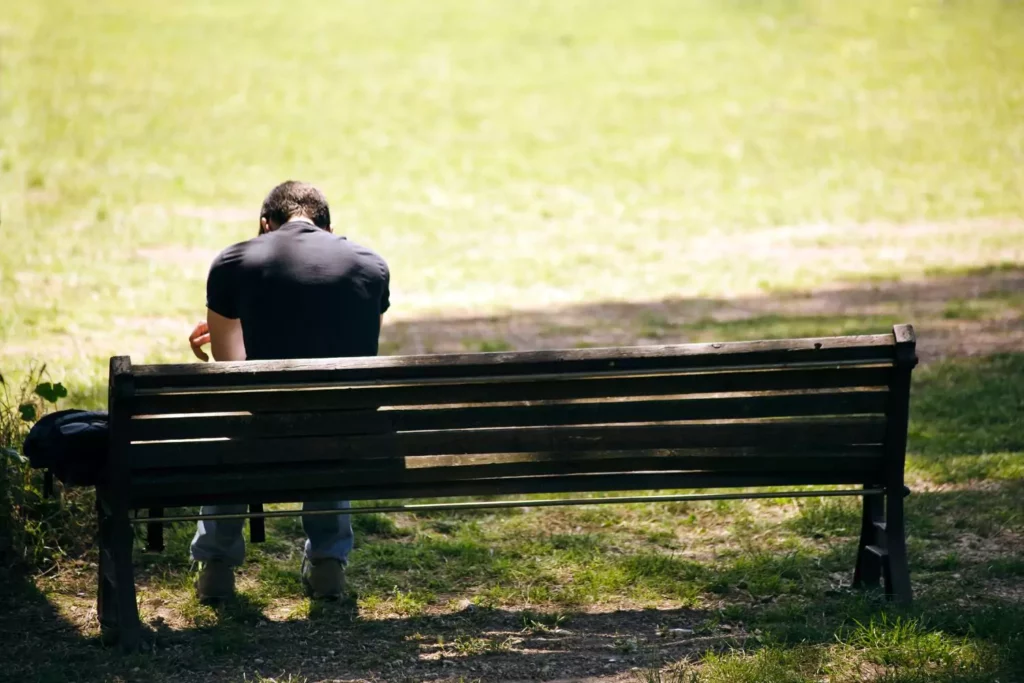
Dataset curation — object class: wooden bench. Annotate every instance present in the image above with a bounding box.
[96,324,917,650]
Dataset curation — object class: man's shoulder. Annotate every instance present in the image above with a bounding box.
[340,237,389,275]
[210,236,262,272]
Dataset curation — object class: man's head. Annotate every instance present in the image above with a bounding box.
[259,181,331,234]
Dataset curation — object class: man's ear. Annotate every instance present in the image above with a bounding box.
[260,217,270,234]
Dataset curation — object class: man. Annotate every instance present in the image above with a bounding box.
[187,180,390,602]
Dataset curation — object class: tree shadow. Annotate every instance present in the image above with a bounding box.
[4,483,1023,681]
[381,264,1024,365]
[131,483,1024,681]
[0,566,122,683]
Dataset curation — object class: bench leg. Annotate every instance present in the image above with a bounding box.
[113,511,142,651]
[146,508,165,552]
[853,491,883,589]
[884,491,913,605]
[250,503,265,543]
[96,503,118,643]
[96,504,143,651]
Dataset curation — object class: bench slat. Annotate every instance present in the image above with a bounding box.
[128,445,883,474]
[128,451,884,501]
[131,335,895,390]
[126,417,885,469]
[129,470,877,508]
[127,390,887,441]
[130,366,893,415]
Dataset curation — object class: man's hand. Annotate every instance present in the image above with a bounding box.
[189,320,211,361]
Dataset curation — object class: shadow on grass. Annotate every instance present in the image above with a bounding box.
[119,518,1024,682]
[59,263,1024,411]
[377,264,1024,364]
[3,482,1023,682]
[0,567,133,683]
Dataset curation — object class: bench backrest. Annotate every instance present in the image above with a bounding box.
[105,326,917,510]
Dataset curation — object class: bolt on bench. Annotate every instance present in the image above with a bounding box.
[97,324,917,650]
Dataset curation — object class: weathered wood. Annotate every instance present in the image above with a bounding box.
[127,444,883,474]
[130,469,875,508]
[126,417,887,469]
[98,356,143,650]
[102,356,135,504]
[132,365,894,415]
[127,390,888,441]
[882,324,915,604]
[129,446,885,484]
[111,508,141,651]
[249,504,265,543]
[853,488,884,589]
[129,409,393,441]
[96,503,118,639]
[132,334,897,390]
[146,508,164,552]
[128,452,885,504]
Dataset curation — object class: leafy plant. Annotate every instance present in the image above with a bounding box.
[1,365,93,570]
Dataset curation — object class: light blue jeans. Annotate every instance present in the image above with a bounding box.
[190,501,353,567]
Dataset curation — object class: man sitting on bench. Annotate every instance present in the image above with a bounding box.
[187,180,391,602]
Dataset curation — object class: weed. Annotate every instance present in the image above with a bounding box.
[520,609,567,633]
[633,662,701,683]
[242,674,308,683]
[0,365,92,570]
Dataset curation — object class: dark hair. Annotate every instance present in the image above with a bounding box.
[260,181,331,229]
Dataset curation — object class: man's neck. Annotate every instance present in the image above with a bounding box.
[284,216,315,226]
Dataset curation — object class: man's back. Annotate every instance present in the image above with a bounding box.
[207,221,390,360]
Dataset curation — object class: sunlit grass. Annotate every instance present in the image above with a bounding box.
[2,0,1024,385]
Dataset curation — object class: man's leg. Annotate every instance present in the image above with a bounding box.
[190,504,249,565]
[302,500,353,564]
[190,504,247,601]
[301,500,353,598]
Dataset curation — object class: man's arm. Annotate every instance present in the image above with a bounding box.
[188,320,211,361]
[188,312,245,361]
[207,309,246,361]
[192,242,247,362]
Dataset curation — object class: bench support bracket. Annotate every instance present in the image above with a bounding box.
[853,324,915,605]
[97,499,142,651]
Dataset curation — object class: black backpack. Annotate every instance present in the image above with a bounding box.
[24,409,109,489]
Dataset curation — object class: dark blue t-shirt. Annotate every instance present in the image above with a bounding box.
[206,221,390,361]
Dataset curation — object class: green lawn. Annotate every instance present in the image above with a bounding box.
[3,0,1024,385]
[1,1,1023,681]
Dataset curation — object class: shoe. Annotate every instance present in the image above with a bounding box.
[302,558,346,600]
[195,558,235,603]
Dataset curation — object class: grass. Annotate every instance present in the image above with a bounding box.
[2,0,1023,681]
[5,359,1022,680]
[4,346,1019,682]
[3,0,1024,386]
[908,354,1024,482]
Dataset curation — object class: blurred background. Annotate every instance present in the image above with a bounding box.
[2,0,1022,396]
